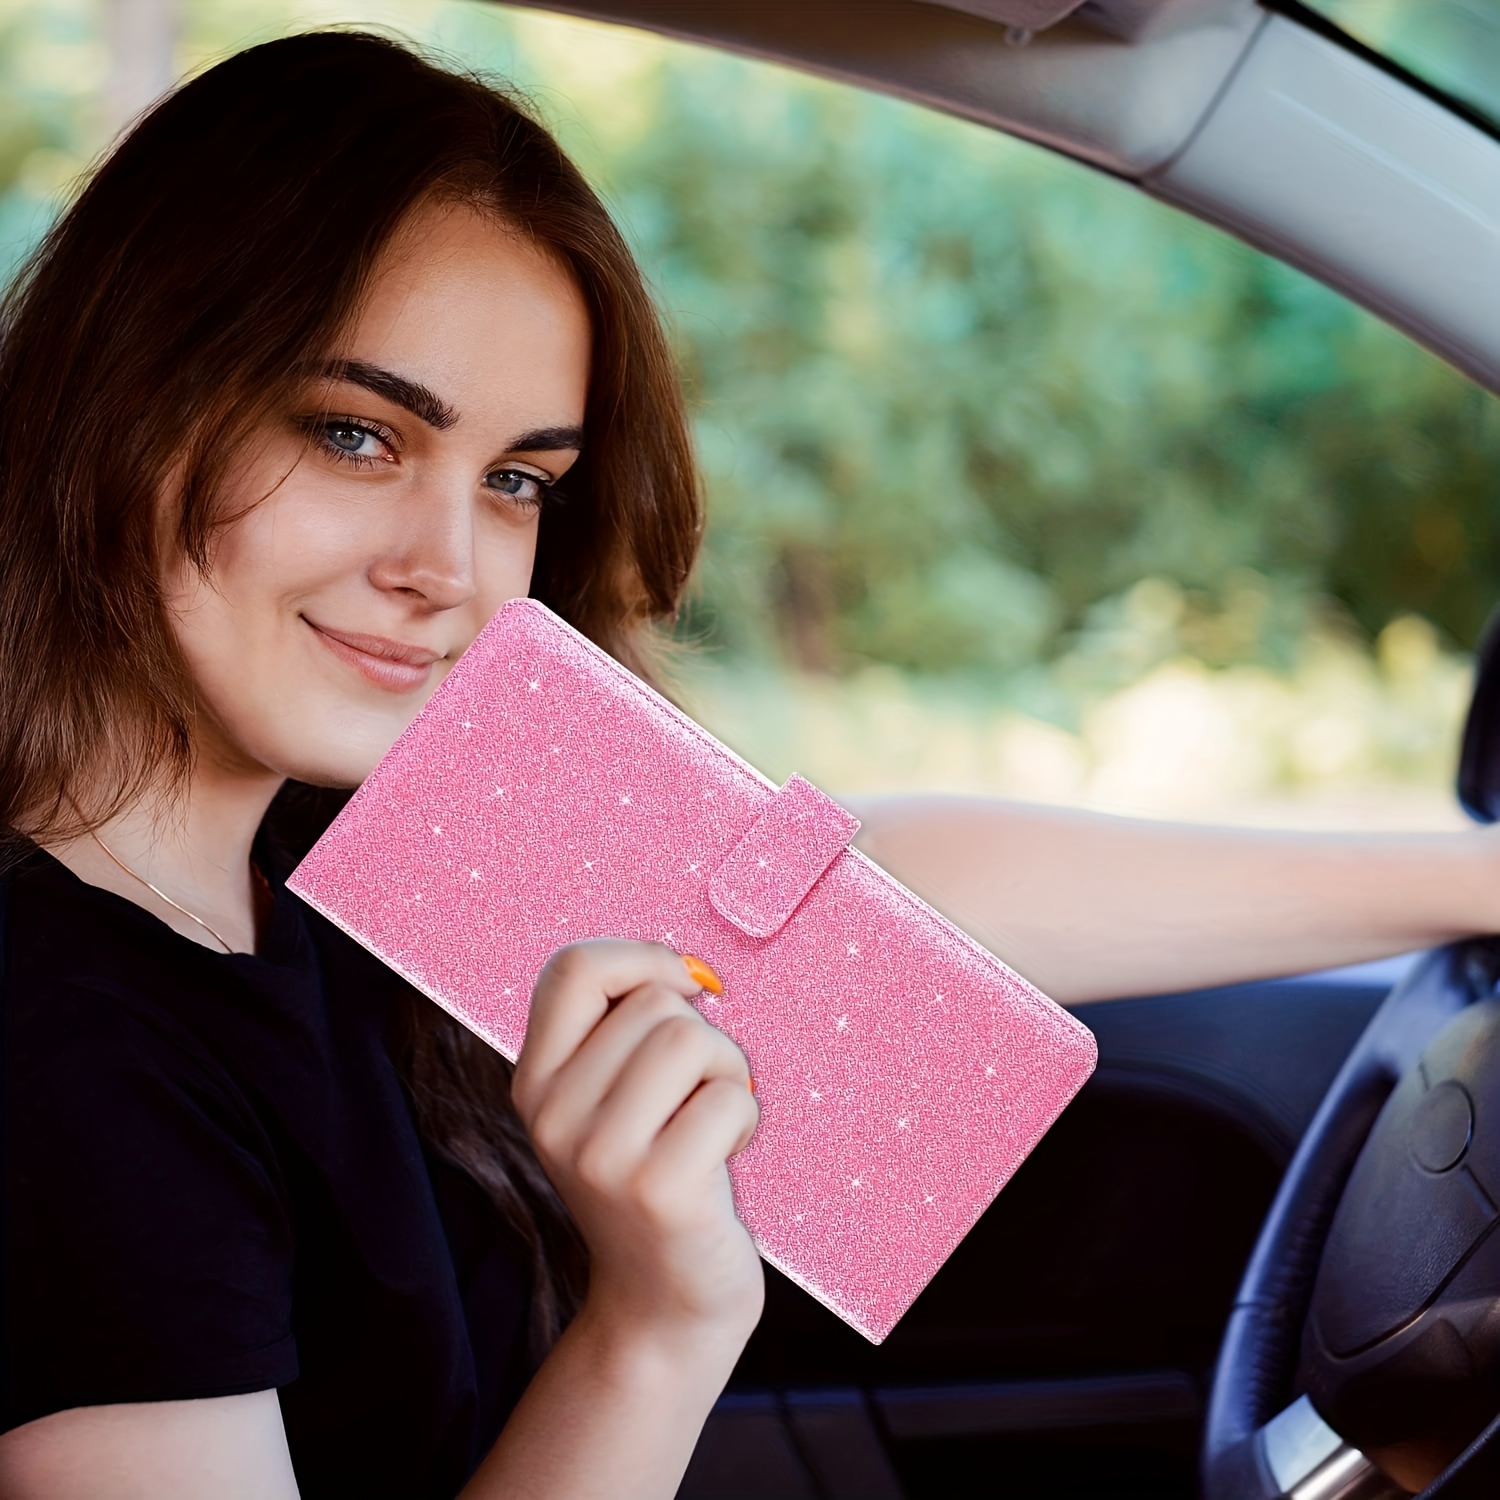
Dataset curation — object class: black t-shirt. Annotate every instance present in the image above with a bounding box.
[1,837,537,1498]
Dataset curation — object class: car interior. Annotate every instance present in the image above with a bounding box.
[482,1,1498,1495]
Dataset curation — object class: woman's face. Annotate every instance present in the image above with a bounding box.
[164,202,591,789]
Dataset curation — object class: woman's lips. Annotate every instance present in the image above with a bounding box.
[304,618,444,692]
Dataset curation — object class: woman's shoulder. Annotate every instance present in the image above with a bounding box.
[0,841,311,1182]
[4,862,276,1154]
[4,844,245,1070]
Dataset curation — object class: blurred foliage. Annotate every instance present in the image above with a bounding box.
[0,0,1496,801]
[679,594,1473,828]
[0,0,105,277]
[565,45,1500,683]
[419,5,1500,691]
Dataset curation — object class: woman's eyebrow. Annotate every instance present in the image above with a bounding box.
[510,425,584,453]
[318,361,582,452]
[321,359,458,431]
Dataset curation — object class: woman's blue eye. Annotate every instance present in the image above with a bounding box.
[486,469,549,507]
[324,422,384,458]
[306,418,548,501]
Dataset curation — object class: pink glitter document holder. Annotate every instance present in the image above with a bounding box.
[288,599,1097,1343]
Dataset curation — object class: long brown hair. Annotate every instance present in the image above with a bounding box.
[0,30,703,1348]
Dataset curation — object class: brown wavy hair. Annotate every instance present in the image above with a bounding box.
[0,30,704,1349]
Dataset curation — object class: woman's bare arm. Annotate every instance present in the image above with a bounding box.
[0,1316,737,1500]
[0,1391,300,1499]
[0,1321,739,1500]
[852,795,1500,1004]
[457,1307,741,1500]
[458,940,759,1500]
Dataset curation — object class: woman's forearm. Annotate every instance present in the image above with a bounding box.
[460,1304,741,1500]
[852,795,1500,1004]
[468,942,761,1500]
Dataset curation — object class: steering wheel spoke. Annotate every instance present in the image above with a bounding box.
[1261,1396,1402,1500]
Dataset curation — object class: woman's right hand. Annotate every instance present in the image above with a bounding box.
[511,940,763,1354]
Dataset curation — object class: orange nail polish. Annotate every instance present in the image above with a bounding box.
[748,1075,756,1094]
[681,953,723,995]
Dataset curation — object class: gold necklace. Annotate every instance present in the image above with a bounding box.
[88,828,236,954]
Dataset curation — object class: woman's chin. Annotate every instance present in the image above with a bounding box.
[274,740,394,792]
[263,704,417,789]
[296,768,375,792]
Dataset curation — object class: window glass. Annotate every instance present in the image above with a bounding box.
[5,0,1497,827]
[1298,0,1500,132]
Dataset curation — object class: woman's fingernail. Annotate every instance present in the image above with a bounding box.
[681,953,723,995]
[748,1075,756,1094]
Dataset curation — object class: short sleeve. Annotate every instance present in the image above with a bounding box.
[3,979,299,1431]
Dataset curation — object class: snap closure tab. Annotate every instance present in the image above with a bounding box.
[708,775,860,940]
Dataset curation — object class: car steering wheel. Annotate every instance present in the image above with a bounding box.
[1202,618,1500,1500]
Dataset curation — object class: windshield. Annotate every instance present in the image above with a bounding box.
[1296,0,1500,133]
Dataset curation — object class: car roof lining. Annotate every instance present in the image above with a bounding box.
[510,0,1265,176]
[919,0,1088,33]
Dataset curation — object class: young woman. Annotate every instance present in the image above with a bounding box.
[0,28,1497,1500]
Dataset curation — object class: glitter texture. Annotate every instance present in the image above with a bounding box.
[288,599,1097,1343]
[709,774,860,939]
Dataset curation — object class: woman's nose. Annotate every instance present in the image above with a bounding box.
[365,477,477,610]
